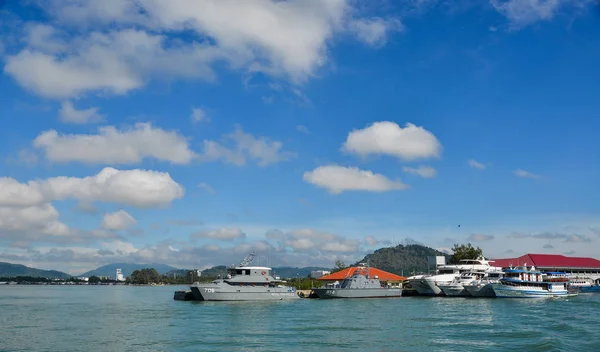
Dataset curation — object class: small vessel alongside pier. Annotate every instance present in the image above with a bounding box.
[312,263,402,299]
[189,253,299,301]
[490,267,572,298]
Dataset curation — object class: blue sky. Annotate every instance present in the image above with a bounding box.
[1,0,599,274]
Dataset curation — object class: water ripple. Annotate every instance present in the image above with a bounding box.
[1,286,599,351]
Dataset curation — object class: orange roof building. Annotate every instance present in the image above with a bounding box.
[318,267,406,282]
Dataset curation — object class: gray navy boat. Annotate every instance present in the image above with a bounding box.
[312,264,402,299]
[190,252,299,301]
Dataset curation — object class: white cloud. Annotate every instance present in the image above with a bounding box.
[58,101,105,124]
[25,23,67,53]
[16,149,39,166]
[296,125,310,134]
[0,204,71,238]
[199,125,294,167]
[365,236,379,246]
[0,168,180,245]
[348,17,403,47]
[101,210,137,230]
[342,122,442,161]
[0,178,46,207]
[4,29,220,99]
[489,0,588,29]
[269,228,359,254]
[191,107,209,123]
[0,167,183,209]
[6,1,402,99]
[468,159,486,170]
[402,165,437,178]
[198,183,217,194]
[42,167,184,208]
[467,234,495,241]
[192,228,246,241]
[513,169,541,179]
[303,165,408,194]
[33,123,196,165]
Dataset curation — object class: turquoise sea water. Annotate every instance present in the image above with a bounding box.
[1,286,599,352]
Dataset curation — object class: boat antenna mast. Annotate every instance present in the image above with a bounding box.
[239,251,256,267]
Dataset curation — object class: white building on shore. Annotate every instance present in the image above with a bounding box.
[116,269,125,281]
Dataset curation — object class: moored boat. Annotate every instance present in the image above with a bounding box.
[491,266,572,298]
[190,252,299,301]
[463,270,504,297]
[438,271,486,297]
[408,257,501,296]
[313,264,402,299]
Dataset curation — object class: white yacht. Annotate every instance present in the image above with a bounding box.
[408,257,501,296]
[463,270,505,297]
[490,266,571,298]
[438,270,487,296]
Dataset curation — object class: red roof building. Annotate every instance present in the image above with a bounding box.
[318,267,406,282]
[492,254,600,272]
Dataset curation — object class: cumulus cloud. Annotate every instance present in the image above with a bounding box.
[342,122,442,161]
[58,101,104,124]
[0,168,182,246]
[364,236,392,246]
[0,177,46,207]
[402,165,437,178]
[467,234,495,241]
[490,0,591,30]
[4,29,220,99]
[303,165,408,194]
[5,0,402,99]
[101,210,137,230]
[513,169,541,179]
[192,228,246,241]
[268,228,360,254]
[0,232,367,274]
[348,17,403,47]
[42,167,184,208]
[1,167,184,208]
[33,123,196,165]
[198,125,295,167]
[468,159,486,170]
[191,107,209,123]
[0,204,71,239]
[365,236,379,246]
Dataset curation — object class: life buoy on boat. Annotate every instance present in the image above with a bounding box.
[261,271,266,275]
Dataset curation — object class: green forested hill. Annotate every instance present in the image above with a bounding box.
[0,262,70,279]
[353,244,450,277]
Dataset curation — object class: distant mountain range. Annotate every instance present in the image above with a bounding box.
[0,244,450,279]
[0,262,70,279]
[79,263,180,278]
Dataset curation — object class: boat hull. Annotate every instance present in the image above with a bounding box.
[313,288,402,299]
[439,284,470,297]
[191,284,300,301]
[491,284,568,298]
[408,278,438,296]
[463,283,496,297]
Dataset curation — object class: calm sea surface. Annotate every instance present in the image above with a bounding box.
[1,285,599,352]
